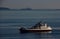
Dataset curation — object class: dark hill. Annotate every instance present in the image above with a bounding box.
[0,7,10,10]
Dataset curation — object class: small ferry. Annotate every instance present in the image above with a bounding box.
[19,21,52,33]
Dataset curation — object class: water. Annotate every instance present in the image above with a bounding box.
[0,10,60,39]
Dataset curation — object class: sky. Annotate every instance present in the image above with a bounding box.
[0,0,60,9]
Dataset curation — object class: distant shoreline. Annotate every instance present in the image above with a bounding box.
[0,7,60,11]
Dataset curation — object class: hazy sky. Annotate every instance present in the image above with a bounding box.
[0,0,60,9]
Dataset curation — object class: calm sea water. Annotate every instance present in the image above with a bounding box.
[0,10,60,39]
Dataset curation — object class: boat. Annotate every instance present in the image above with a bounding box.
[19,21,52,33]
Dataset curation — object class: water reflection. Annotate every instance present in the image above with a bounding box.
[31,31,55,39]
[20,31,57,39]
